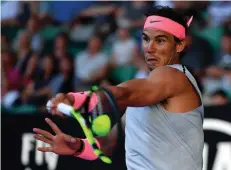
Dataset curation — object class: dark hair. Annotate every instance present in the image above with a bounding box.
[223,26,231,37]
[56,32,69,42]
[211,89,229,99]
[91,33,103,42]
[143,6,188,42]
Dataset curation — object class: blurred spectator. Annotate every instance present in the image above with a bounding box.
[1,51,21,97]
[172,1,193,13]
[116,1,148,30]
[181,30,214,78]
[53,32,72,60]
[27,2,50,19]
[203,26,231,95]
[14,31,33,76]
[27,2,57,26]
[77,1,119,40]
[49,56,75,95]
[22,53,39,86]
[154,1,173,8]
[134,63,149,79]
[1,34,10,52]
[14,16,44,53]
[216,27,231,69]
[49,1,96,25]
[109,26,140,68]
[207,1,231,27]
[205,28,231,77]
[20,56,74,106]
[74,35,109,91]
[1,2,231,110]
[69,2,113,42]
[1,1,22,25]
[21,54,56,107]
[210,90,230,106]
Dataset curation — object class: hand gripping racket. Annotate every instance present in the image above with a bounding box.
[47,86,122,164]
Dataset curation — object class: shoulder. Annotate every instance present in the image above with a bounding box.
[149,66,186,80]
[148,66,189,93]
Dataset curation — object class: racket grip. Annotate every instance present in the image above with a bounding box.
[57,103,73,116]
[46,100,51,113]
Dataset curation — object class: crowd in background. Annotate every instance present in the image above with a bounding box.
[1,1,231,114]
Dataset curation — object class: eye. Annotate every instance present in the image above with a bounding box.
[156,39,165,44]
[142,35,150,43]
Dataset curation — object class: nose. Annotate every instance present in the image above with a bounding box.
[147,40,156,53]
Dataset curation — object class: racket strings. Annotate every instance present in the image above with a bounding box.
[77,87,105,130]
[71,86,120,164]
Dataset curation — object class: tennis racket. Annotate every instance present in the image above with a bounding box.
[47,86,122,164]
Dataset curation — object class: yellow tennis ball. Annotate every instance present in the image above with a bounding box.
[92,115,111,136]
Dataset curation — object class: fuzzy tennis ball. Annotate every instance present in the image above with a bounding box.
[92,115,111,136]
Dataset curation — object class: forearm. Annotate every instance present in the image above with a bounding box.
[67,78,150,110]
[102,79,151,109]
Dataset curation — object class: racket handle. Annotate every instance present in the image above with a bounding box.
[57,103,73,116]
[46,100,51,113]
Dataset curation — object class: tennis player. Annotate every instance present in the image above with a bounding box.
[34,6,204,170]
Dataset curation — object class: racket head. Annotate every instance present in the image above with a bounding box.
[72,85,123,164]
[84,86,123,139]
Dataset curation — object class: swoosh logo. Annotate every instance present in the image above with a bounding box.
[150,20,161,23]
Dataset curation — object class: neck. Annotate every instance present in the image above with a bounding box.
[167,55,181,66]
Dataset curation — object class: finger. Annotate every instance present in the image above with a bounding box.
[52,93,65,107]
[50,98,57,115]
[34,134,52,145]
[50,97,56,108]
[33,128,53,140]
[64,97,71,105]
[37,147,53,152]
[45,118,61,134]
[56,93,65,100]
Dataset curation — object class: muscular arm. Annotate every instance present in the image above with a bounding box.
[102,66,187,109]
[68,67,187,156]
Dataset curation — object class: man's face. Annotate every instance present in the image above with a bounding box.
[19,32,30,49]
[27,18,38,32]
[118,28,129,40]
[222,35,231,54]
[55,36,67,50]
[88,37,101,54]
[142,28,184,70]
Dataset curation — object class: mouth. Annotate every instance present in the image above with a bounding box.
[146,57,158,62]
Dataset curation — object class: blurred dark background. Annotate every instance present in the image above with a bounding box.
[1,1,231,170]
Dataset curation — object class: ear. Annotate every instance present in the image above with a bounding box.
[176,40,186,53]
